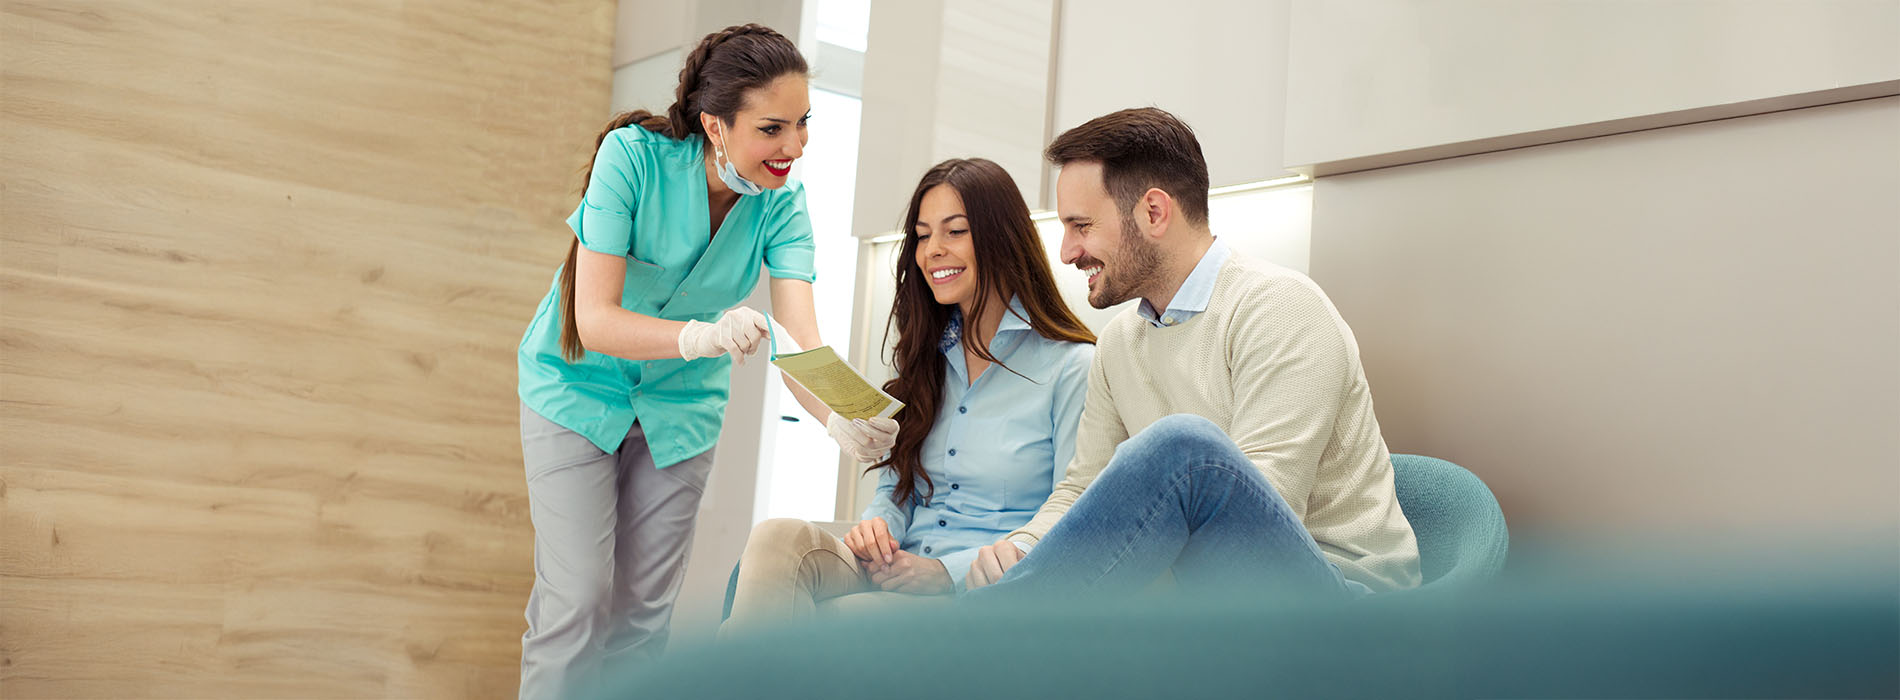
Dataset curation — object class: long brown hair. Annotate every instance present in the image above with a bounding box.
[873,158,1096,508]
[557,24,807,361]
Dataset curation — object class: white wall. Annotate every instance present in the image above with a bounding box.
[824,0,1900,567]
[610,49,682,114]
[1285,0,1900,171]
[614,0,692,67]
[612,0,812,72]
[935,0,1059,207]
[848,0,1056,245]
[846,0,948,246]
[1051,0,1294,193]
[1288,0,1900,542]
[1308,96,1900,539]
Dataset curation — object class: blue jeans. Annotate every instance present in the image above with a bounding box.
[966,414,1362,601]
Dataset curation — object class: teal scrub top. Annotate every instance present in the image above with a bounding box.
[517,125,817,467]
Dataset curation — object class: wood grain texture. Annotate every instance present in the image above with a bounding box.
[0,1,614,696]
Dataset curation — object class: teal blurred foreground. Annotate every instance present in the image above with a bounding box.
[598,540,1898,699]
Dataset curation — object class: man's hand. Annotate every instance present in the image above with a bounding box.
[841,517,897,572]
[869,550,953,595]
[965,539,1025,590]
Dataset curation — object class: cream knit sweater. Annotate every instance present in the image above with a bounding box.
[1008,253,1422,591]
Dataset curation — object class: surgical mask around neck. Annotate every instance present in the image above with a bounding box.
[711,125,764,197]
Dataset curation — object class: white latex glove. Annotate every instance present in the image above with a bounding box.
[677,307,770,364]
[827,414,899,463]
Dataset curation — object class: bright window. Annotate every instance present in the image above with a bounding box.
[758,88,866,521]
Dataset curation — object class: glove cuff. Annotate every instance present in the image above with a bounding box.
[678,319,710,361]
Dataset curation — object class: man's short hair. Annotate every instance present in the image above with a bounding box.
[1045,107,1211,227]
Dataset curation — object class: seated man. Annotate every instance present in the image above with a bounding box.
[963,108,1420,600]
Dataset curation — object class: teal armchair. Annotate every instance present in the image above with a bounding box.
[1389,453,1509,588]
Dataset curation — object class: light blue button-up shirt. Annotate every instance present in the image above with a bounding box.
[858,297,1093,589]
[1136,238,1230,329]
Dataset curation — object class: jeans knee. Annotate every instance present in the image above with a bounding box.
[1139,414,1228,454]
[1106,414,1231,484]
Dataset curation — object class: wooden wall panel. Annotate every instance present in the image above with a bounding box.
[0,1,614,696]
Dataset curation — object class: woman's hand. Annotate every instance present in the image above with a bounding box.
[677,307,770,363]
[869,550,952,595]
[841,516,897,569]
[826,414,898,463]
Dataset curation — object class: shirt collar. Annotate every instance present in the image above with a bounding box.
[940,296,1030,354]
[938,312,962,354]
[1138,238,1230,328]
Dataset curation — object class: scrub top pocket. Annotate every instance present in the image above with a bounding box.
[619,256,666,308]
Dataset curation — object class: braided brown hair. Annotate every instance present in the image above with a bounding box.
[557,24,808,361]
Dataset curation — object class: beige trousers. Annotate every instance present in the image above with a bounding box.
[722,518,948,636]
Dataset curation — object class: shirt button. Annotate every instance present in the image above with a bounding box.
[958,406,967,414]
[948,448,957,456]
[950,483,959,490]
[938,519,947,527]
[923,546,932,554]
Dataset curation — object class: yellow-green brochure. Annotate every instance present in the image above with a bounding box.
[765,316,904,420]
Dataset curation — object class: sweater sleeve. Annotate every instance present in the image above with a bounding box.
[1007,329,1126,547]
[1222,280,1354,521]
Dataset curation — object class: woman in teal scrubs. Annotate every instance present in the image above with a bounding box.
[513,24,897,699]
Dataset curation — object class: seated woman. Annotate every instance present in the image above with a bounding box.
[722,158,1095,632]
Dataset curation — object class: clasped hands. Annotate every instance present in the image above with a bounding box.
[841,517,951,595]
[842,518,1028,595]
